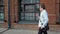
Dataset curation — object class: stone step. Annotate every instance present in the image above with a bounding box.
[11,24,60,31]
[49,25,60,31]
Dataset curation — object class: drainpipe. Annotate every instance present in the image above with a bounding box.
[8,0,11,29]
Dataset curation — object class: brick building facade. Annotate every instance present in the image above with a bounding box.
[0,0,60,29]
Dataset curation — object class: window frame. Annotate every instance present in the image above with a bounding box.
[18,0,40,24]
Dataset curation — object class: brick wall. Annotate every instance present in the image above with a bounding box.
[9,0,18,28]
[3,0,60,29]
[3,0,8,28]
[55,0,60,22]
[40,0,56,25]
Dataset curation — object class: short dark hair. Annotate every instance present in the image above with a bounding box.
[40,4,45,9]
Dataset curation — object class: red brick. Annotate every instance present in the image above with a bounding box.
[2,0,60,29]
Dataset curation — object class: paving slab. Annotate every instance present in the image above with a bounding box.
[0,29,60,34]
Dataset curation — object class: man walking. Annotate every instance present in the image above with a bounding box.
[37,4,49,34]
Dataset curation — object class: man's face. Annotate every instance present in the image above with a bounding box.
[40,6,43,12]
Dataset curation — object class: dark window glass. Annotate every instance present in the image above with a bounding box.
[0,0,4,21]
[18,0,40,23]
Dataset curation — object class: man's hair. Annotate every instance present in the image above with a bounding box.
[40,4,45,9]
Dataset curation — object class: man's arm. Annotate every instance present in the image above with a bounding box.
[41,11,49,28]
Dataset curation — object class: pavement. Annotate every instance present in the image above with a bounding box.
[0,28,60,34]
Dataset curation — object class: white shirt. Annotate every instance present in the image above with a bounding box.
[38,9,49,29]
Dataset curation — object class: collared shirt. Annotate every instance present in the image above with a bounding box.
[38,9,49,28]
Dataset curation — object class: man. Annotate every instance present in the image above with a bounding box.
[36,4,49,34]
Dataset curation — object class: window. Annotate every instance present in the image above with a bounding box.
[18,0,40,24]
[0,0,4,21]
[21,0,39,4]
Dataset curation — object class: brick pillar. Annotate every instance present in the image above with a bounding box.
[3,0,8,28]
[14,0,19,23]
[10,0,15,28]
[10,0,18,23]
[55,0,60,23]
[9,0,19,28]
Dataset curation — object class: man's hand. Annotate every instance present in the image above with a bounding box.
[41,26,45,29]
[36,13,39,16]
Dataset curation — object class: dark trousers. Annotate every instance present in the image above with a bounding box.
[38,28,47,34]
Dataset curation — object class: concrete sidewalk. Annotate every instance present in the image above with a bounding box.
[0,28,8,32]
[0,28,60,34]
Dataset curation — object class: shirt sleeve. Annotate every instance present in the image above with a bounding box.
[38,12,44,27]
[41,11,49,28]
